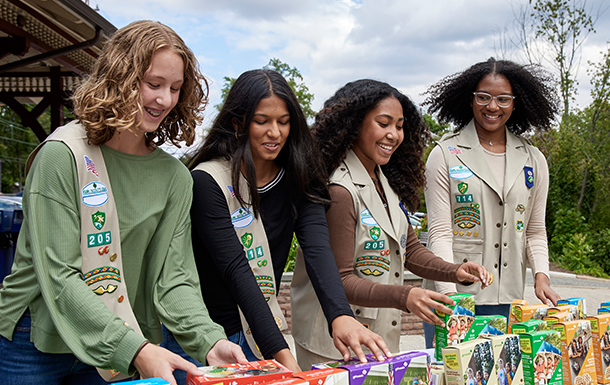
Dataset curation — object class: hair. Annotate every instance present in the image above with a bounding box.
[313,79,429,211]
[422,57,559,135]
[72,20,207,147]
[188,69,328,217]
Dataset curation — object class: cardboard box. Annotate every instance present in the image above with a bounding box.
[430,363,445,385]
[264,379,309,385]
[509,300,529,332]
[557,299,587,319]
[442,338,495,385]
[587,314,610,384]
[121,380,170,385]
[510,304,550,333]
[511,320,550,334]
[545,311,576,328]
[600,303,610,309]
[519,330,563,385]
[435,294,476,361]
[293,368,348,385]
[599,309,610,315]
[548,306,580,321]
[482,334,523,385]
[187,360,292,385]
[552,320,596,385]
[463,315,507,342]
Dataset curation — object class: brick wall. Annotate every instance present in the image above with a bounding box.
[277,278,424,336]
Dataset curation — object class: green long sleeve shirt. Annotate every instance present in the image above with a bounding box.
[0,141,226,374]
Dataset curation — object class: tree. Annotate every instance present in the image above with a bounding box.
[215,58,316,119]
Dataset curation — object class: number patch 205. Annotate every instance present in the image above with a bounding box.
[88,231,111,247]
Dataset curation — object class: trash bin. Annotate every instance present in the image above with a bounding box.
[0,197,22,284]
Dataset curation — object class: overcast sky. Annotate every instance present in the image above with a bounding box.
[94,0,610,128]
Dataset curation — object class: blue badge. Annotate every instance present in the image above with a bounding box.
[524,166,534,189]
[360,209,378,226]
[231,207,253,229]
[449,165,473,179]
[82,182,108,207]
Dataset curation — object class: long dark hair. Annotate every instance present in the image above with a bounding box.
[188,69,328,217]
[423,58,559,134]
[313,79,429,211]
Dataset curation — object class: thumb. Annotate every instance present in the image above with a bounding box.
[175,357,203,378]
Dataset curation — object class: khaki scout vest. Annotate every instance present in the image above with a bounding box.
[423,120,542,304]
[26,121,143,382]
[291,150,409,355]
[193,159,287,359]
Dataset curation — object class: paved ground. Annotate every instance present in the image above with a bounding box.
[284,269,610,354]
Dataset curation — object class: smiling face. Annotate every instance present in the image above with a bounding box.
[138,48,184,134]
[248,94,290,168]
[352,96,404,176]
[471,74,514,137]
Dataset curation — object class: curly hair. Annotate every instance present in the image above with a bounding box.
[313,79,429,211]
[422,58,559,135]
[188,69,328,217]
[72,20,206,147]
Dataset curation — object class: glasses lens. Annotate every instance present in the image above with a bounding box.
[497,96,513,107]
[475,93,491,105]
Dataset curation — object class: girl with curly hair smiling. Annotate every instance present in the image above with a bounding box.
[421,58,561,347]
[174,69,391,378]
[291,79,490,368]
[0,20,246,384]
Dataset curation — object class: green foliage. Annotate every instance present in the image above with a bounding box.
[216,58,316,120]
[557,233,608,277]
[548,208,589,259]
[284,233,298,272]
[588,228,610,274]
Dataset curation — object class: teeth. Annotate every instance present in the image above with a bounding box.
[484,114,500,120]
[145,107,162,117]
[264,143,279,148]
[378,143,393,151]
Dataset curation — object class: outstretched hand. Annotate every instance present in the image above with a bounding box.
[406,287,455,326]
[534,273,560,306]
[133,343,202,385]
[331,315,392,363]
[456,261,492,290]
[206,339,249,366]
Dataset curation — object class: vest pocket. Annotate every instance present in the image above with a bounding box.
[350,304,379,321]
[452,239,484,264]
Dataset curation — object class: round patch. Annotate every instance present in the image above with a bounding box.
[81,182,109,207]
[449,165,474,179]
[360,209,378,226]
[231,207,253,229]
[400,234,407,248]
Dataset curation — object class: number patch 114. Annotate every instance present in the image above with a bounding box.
[88,231,111,247]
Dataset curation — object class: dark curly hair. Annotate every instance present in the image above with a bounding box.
[188,69,328,217]
[313,79,429,211]
[422,58,559,134]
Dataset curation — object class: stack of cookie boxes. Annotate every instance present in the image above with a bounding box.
[552,320,597,385]
[586,313,610,384]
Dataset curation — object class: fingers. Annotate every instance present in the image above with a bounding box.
[333,337,351,361]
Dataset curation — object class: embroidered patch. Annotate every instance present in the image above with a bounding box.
[364,240,385,250]
[241,233,253,248]
[92,284,117,295]
[82,182,108,207]
[83,266,120,286]
[97,246,109,255]
[448,146,462,155]
[257,259,268,267]
[360,209,378,226]
[92,211,105,230]
[255,246,264,258]
[110,253,117,262]
[355,255,390,271]
[231,207,253,229]
[370,226,381,241]
[246,249,255,260]
[87,231,111,248]
[455,194,473,203]
[516,204,526,214]
[516,220,524,232]
[227,185,236,198]
[458,182,468,194]
[400,234,407,248]
[255,275,275,296]
[524,167,534,188]
[84,155,99,178]
[360,268,383,276]
[449,165,473,179]
[454,203,481,228]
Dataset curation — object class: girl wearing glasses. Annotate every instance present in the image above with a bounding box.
[420,58,560,345]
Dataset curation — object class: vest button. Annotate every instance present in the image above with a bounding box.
[494,243,499,248]
[504,243,507,247]
[395,250,399,255]
[494,263,498,268]
[496,223,501,228]
[395,272,400,277]
[463,258,468,263]
[341,168,346,171]
[356,309,361,315]
[503,263,508,267]
[499,201,503,206]
[392,320,398,326]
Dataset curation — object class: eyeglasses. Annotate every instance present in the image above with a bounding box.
[472,92,515,108]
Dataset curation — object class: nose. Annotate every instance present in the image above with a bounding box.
[387,124,399,140]
[156,87,172,106]
[267,121,281,138]
[487,97,500,110]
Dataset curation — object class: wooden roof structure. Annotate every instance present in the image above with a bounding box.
[0,0,116,141]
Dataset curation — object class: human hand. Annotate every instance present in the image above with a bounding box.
[206,339,249,366]
[272,348,301,373]
[133,343,201,385]
[331,315,392,363]
[406,287,455,326]
[456,261,491,290]
[534,273,560,306]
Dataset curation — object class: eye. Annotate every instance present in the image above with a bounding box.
[279,120,290,125]
[170,87,181,92]
[253,120,267,125]
[377,121,388,128]
[497,96,512,103]
[397,125,403,130]
[148,82,160,88]
[476,93,491,102]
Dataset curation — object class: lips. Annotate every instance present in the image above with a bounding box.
[263,143,280,149]
[377,143,394,152]
[145,107,163,118]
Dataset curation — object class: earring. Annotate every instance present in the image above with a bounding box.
[235,132,238,139]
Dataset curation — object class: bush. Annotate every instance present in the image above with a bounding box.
[589,228,610,275]
[284,234,298,272]
[548,208,589,261]
[557,233,609,278]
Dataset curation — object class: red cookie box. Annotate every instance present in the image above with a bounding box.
[187,359,292,385]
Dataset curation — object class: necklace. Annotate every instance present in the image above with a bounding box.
[477,132,505,146]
